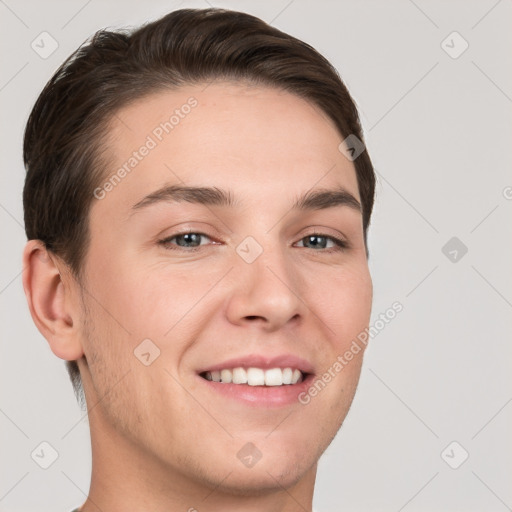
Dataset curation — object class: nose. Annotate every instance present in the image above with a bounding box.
[225,244,305,332]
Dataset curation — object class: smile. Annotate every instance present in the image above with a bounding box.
[196,353,315,407]
[200,367,304,386]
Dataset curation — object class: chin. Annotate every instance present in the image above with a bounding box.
[206,458,315,497]
[175,440,318,498]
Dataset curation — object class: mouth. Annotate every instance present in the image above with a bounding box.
[196,354,315,407]
[199,367,307,386]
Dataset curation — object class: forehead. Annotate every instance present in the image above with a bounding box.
[95,82,359,215]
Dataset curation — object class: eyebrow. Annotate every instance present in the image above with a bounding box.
[131,184,361,213]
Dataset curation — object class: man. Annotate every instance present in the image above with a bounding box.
[22,8,375,511]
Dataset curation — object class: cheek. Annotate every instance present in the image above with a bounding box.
[125,268,222,338]
[84,251,191,339]
[312,263,373,345]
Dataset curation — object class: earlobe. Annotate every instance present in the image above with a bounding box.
[22,240,84,361]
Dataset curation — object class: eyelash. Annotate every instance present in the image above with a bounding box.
[157,231,349,253]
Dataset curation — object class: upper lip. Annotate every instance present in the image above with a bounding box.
[197,354,315,375]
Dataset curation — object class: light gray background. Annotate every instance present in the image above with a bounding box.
[1,1,511,511]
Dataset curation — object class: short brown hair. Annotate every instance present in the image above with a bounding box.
[23,8,376,406]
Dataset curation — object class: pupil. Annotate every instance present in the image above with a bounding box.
[178,233,200,247]
[307,235,326,249]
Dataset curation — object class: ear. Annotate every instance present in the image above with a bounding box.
[22,240,84,361]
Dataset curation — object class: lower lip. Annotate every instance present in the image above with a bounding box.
[197,374,315,408]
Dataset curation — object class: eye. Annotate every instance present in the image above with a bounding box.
[158,232,214,250]
[295,234,348,251]
[157,231,348,252]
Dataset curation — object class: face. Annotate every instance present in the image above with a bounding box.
[76,82,372,495]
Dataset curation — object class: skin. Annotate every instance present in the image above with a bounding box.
[22,82,373,512]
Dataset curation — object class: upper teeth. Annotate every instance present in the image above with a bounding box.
[203,367,303,386]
